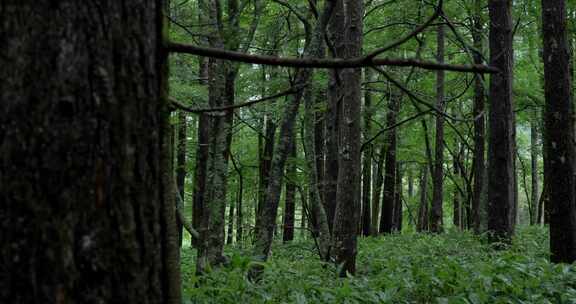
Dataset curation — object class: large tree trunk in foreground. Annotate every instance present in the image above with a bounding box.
[430,24,445,234]
[0,1,179,303]
[487,0,516,244]
[333,0,364,276]
[542,0,576,263]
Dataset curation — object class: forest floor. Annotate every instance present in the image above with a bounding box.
[181,227,576,303]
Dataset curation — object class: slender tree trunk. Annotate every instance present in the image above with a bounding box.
[453,150,462,229]
[333,0,364,276]
[371,145,386,235]
[283,139,297,243]
[315,90,326,210]
[542,0,576,263]
[393,164,403,232]
[472,0,486,234]
[226,187,235,245]
[192,113,209,248]
[0,1,180,302]
[176,110,187,246]
[380,93,399,234]
[258,113,276,216]
[530,118,539,225]
[408,165,415,198]
[430,24,445,233]
[230,155,244,246]
[417,165,430,232]
[362,68,374,237]
[304,85,331,259]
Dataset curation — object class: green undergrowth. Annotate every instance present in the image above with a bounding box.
[181,227,576,303]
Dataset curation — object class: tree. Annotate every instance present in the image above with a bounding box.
[362,68,374,237]
[487,0,516,243]
[471,0,486,234]
[332,0,364,276]
[430,24,446,233]
[283,139,297,243]
[541,0,576,263]
[0,1,180,303]
[176,110,187,245]
[380,90,400,234]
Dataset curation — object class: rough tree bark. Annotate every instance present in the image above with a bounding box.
[0,1,180,303]
[417,165,430,232]
[542,0,576,263]
[333,0,364,276]
[430,24,445,234]
[487,0,516,243]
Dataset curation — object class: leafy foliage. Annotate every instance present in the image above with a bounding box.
[182,227,576,303]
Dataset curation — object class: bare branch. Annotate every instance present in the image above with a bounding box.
[170,85,303,114]
[166,41,498,73]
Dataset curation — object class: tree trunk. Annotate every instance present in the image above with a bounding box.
[371,145,386,235]
[258,112,276,216]
[230,155,244,246]
[315,90,326,212]
[325,0,345,233]
[192,113,209,248]
[333,0,364,276]
[226,188,235,245]
[453,150,462,229]
[408,165,415,198]
[530,118,539,225]
[362,68,374,237]
[471,0,486,234]
[283,139,297,243]
[393,164,403,232]
[0,1,179,302]
[304,85,331,259]
[417,165,430,232]
[487,0,516,244]
[430,24,445,234]
[542,0,576,263]
[176,110,187,246]
[380,92,399,234]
